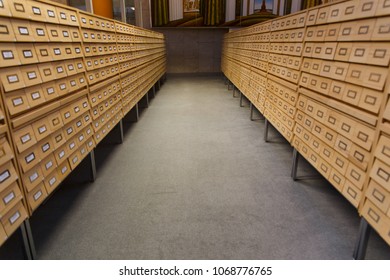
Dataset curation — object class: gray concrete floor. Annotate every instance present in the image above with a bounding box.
[2,75,390,260]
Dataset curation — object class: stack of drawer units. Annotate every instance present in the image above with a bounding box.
[222,0,390,246]
[0,0,166,249]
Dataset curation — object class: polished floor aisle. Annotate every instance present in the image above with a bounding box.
[4,75,390,259]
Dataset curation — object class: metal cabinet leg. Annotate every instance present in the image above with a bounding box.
[153,85,156,98]
[240,92,244,106]
[228,80,233,90]
[24,219,36,259]
[233,85,241,98]
[250,103,265,121]
[135,103,139,122]
[353,218,371,260]
[89,149,96,182]
[20,222,33,260]
[264,119,269,142]
[158,79,161,90]
[118,119,124,144]
[291,148,299,181]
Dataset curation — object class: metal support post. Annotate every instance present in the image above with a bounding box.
[24,219,36,259]
[20,222,34,260]
[158,79,161,90]
[353,218,371,260]
[228,80,233,90]
[233,86,239,98]
[264,119,269,142]
[118,119,124,144]
[250,103,265,121]
[291,148,299,181]
[135,103,139,122]
[89,149,96,182]
[240,91,244,106]
[152,85,156,98]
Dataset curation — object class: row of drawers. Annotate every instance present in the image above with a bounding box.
[297,94,375,167]
[302,42,390,67]
[0,0,79,26]
[292,132,363,208]
[306,0,390,26]
[0,135,28,246]
[0,42,83,68]
[300,71,383,116]
[0,17,82,43]
[300,58,388,92]
[1,59,86,94]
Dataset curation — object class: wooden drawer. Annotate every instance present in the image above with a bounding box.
[0,223,6,246]
[0,17,16,42]
[54,143,70,166]
[0,201,27,236]
[20,64,42,88]
[0,138,14,167]
[320,143,335,165]
[311,42,337,60]
[43,169,60,195]
[37,135,55,160]
[346,63,388,91]
[18,144,40,173]
[0,43,21,68]
[319,60,349,81]
[376,0,390,16]
[11,19,34,42]
[359,88,382,115]
[13,125,37,153]
[27,182,48,212]
[30,21,49,42]
[52,129,66,150]
[32,116,52,142]
[56,7,79,27]
[68,150,81,170]
[0,181,22,217]
[362,199,390,245]
[372,17,390,41]
[343,179,362,208]
[327,0,377,23]
[374,135,390,164]
[38,63,57,82]
[335,42,352,62]
[318,157,332,180]
[0,0,12,17]
[40,152,56,177]
[345,161,366,190]
[349,143,371,171]
[64,122,76,141]
[366,179,390,215]
[328,168,345,193]
[331,150,349,176]
[370,159,390,192]
[0,66,25,92]
[338,18,376,41]
[22,164,44,192]
[57,161,71,181]
[334,134,352,157]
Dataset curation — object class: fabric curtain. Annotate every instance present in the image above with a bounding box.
[152,0,169,26]
[200,0,226,26]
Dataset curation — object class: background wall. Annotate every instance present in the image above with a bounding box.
[155,28,228,73]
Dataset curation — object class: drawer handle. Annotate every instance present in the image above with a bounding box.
[0,170,10,183]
